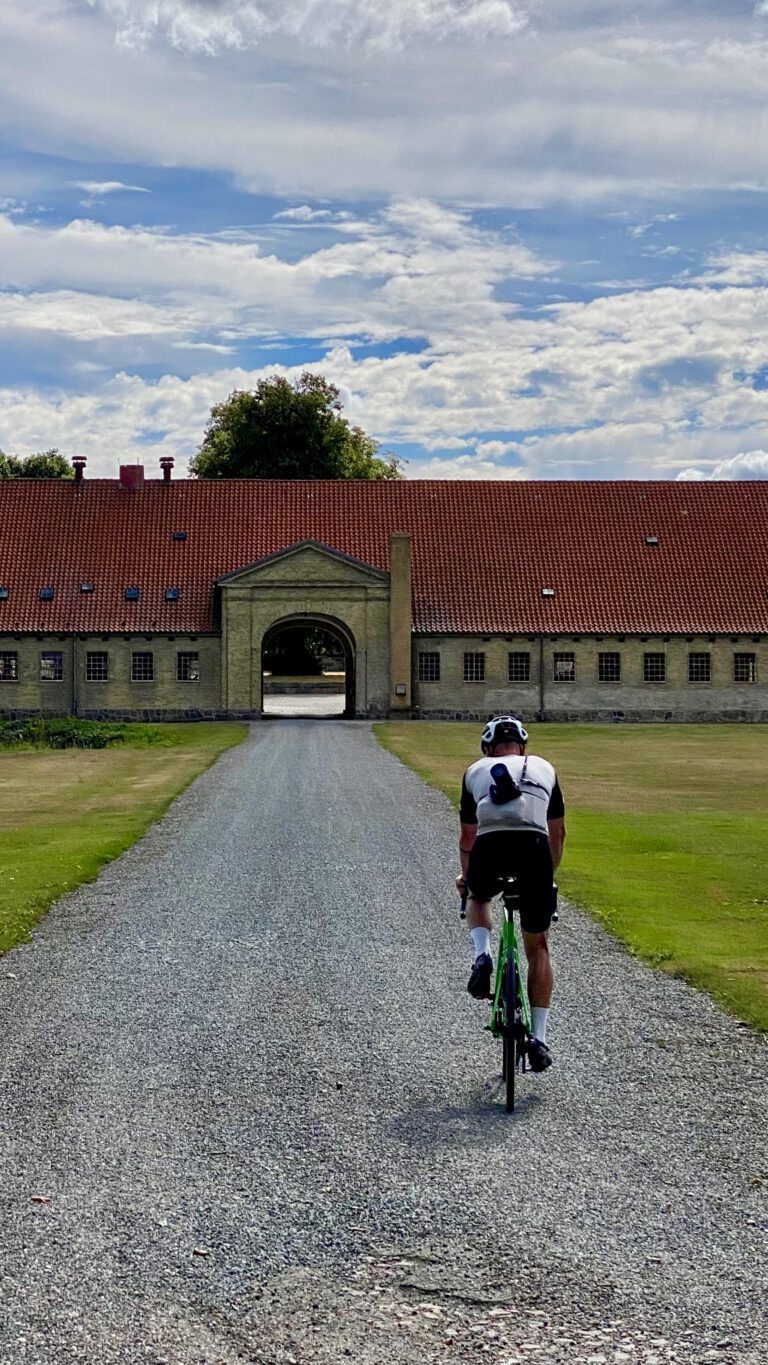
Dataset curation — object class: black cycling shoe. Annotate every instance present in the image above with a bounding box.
[467,952,493,999]
[527,1036,553,1072]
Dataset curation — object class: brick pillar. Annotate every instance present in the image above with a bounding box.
[389,532,412,714]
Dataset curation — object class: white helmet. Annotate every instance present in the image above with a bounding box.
[480,714,528,755]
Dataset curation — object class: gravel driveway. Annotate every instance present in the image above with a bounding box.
[0,721,765,1365]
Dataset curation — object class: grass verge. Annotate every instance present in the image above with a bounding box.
[0,722,247,955]
[374,722,768,1031]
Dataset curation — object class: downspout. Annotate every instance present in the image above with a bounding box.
[538,634,545,722]
[71,633,79,718]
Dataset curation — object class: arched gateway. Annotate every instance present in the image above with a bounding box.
[261,613,356,718]
[216,538,413,719]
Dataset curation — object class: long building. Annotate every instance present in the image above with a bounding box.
[1,462,767,722]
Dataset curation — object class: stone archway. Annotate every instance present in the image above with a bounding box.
[260,613,356,718]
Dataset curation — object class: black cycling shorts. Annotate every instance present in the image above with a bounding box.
[466,831,554,935]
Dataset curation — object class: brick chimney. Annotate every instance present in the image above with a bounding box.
[72,456,86,483]
[159,457,174,483]
[119,465,145,490]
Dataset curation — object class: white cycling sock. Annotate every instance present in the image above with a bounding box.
[530,1007,550,1044]
[470,927,491,960]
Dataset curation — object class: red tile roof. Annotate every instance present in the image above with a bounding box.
[0,477,767,635]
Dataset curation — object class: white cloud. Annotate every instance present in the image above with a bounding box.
[677,450,768,480]
[72,180,150,196]
[85,0,530,53]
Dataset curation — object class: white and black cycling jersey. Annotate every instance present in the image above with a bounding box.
[460,754,564,836]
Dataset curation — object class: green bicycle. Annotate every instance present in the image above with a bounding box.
[462,875,557,1113]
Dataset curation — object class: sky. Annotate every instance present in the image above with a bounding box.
[2,1,768,480]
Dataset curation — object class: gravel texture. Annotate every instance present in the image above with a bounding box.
[0,720,766,1365]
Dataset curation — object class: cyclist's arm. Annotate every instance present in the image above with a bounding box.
[458,772,478,887]
[547,816,565,870]
[459,821,478,878]
[547,775,566,870]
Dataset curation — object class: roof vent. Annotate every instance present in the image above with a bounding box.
[645,534,659,545]
[0,587,9,601]
[172,530,187,542]
[72,456,86,483]
[80,582,94,593]
[40,587,54,601]
[124,587,140,601]
[160,457,174,483]
[542,587,556,597]
[119,465,145,490]
[164,587,180,601]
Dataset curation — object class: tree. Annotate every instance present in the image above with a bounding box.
[190,373,401,480]
[0,448,73,479]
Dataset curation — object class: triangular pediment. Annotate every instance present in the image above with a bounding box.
[217,540,389,588]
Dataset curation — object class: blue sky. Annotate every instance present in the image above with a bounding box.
[2,0,768,480]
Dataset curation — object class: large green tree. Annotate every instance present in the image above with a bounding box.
[0,448,73,479]
[190,373,401,480]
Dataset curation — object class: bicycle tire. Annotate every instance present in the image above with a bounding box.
[503,954,517,1113]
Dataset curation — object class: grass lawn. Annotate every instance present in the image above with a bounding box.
[0,723,247,955]
[374,722,768,1031]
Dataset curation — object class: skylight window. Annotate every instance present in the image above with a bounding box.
[0,587,8,601]
[80,582,94,593]
[645,535,659,545]
[124,587,140,601]
[40,587,54,601]
[164,587,180,601]
[172,531,187,542]
[542,587,555,597]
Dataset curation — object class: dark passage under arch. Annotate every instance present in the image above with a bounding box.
[260,614,356,718]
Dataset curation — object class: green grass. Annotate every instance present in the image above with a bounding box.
[0,722,247,955]
[374,722,768,1031]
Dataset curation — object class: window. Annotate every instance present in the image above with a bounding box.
[734,653,756,683]
[40,652,63,682]
[463,651,485,682]
[688,653,711,683]
[165,588,180,602]
[86,652,109,682]
[124,587,140,601]
[418,651,440,682]
[553,652,575,683]
[508,652,530,682]
[0,651,19,681]
[131,652,154,682]
[39,587,54,601]
[598,652,621,683]
[644,653,666,683]
[177,652,200,682]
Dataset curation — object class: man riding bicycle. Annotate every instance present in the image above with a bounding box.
[457,715,566,1073]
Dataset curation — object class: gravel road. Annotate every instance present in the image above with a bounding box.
[0,721,766,1365]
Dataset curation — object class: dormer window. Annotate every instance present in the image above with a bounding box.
[40,587,54,601]
[124,587,140,601]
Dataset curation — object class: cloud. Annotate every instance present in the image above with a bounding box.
[677,450,768,480]
[72,180,150,196]
[85,0,530,53]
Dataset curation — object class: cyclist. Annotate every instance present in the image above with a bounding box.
[457,715,565,1072]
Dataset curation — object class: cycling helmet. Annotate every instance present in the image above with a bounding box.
[480,714,528,755]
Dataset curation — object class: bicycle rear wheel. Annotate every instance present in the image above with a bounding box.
[503,954,517,1113]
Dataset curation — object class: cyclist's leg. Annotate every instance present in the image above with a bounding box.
[516,834,555,1066]
[464,835,502,997]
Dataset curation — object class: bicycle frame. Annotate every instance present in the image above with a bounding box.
[489,882,532,1042]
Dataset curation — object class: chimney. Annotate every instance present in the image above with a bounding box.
[159,456,174,483]
[119,465,145,490]
[72,456,86,484]
[389,531,413,715]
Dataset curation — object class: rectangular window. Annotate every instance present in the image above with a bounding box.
[463,651,485,682]
[40,651,63,682]
[508,652,530,682]
[177,652,200,682]
[553,652,575,683]
[86,651,109,682]
[131,652,154,682]
[598,652,621,683]
[643,653,666,683]
[0,651,19,681]
[734,653,756,683]
[418,651,440,682]
[688,652,711,683]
